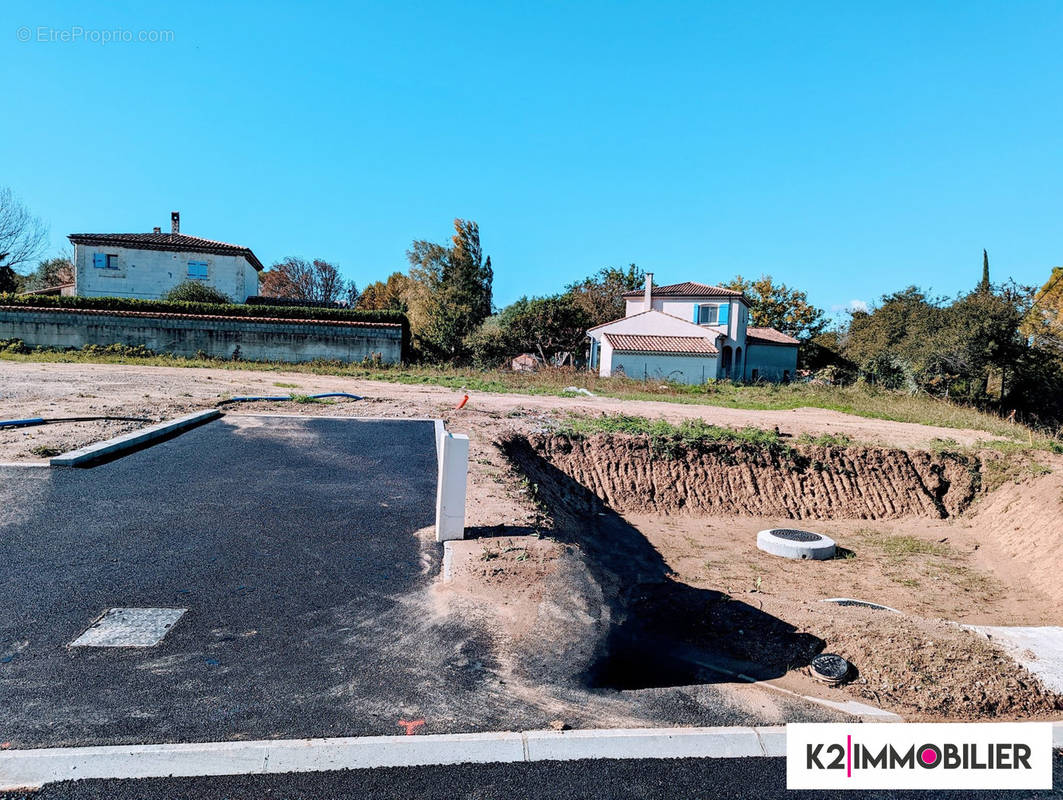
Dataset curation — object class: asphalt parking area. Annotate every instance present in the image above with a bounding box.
[0,415,540,748]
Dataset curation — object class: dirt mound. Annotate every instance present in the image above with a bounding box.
[969,455,1063,605]
[505,433,980,520]
[805,604,1061,719]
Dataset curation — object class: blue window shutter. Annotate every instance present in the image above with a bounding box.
[694,305,700,323]
[93,253,106,269]
[719,303,730,325]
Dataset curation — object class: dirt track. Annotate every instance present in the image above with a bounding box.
[0,361,1011,461]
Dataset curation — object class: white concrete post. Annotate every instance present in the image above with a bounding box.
[435,424,469,542]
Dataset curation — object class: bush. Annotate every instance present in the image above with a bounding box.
[162,281,232,304]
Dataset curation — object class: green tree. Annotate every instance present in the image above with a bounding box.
[1022,266,1063,356]
[356,272,411,312]
[406,219,493,360]
[722,274,825,339]
[23,255,74,292]
[979,249,992,294]
[565,264,644,327]
[0,265,18,293]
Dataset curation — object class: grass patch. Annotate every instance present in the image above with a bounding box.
[557,413,792,458]
[28,445,61,458]
[273,381,298,388]
[877,535,949,559]
[289,394,332,404]
[795,432,854,447]
[3,342,1060,449]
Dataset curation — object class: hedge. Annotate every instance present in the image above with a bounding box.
[0,293,410,356]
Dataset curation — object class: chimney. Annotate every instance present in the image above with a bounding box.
[644,272,654,311]
[171,211,180,235]
[153,226,161,233]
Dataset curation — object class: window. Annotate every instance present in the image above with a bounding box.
[696,304,718,325]
[93,253,119,270]
[187,260,208,280]
[696,303,730,326]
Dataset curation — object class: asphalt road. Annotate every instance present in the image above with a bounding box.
[3,755,1062,800]
[0,415,545,747]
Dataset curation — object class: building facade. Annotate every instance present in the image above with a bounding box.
[587,274,799,384]
[69,212,262,302]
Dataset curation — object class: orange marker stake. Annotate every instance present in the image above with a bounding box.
[454,394,469,410]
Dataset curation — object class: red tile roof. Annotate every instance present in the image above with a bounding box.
[68,232,264,271]
[746,326,800,345]
[604,333,718,355]
[621,281,744,298]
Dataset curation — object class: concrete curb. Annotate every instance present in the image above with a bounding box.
[4,722,1063,789]
[49,410,221,467]
[0,726,784,790]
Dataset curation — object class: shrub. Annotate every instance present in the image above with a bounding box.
[162,281,232,304]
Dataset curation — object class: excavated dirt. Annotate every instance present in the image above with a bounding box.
[508,433,980,520]
[499,432,1063,721]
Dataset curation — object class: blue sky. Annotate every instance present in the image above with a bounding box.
[2,1,1061,321]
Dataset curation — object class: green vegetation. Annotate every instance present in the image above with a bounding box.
[289,394,333,404]
[28,445,61,458]
[557,413,793,458]
[877,534,949,559]
[795,432,854,447]
[161,280,232,304]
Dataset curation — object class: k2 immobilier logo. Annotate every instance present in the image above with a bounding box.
[786,722,1053,790]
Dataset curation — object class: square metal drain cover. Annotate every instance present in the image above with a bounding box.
[70,607,187,648]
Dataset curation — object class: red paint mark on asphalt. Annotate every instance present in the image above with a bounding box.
[454,395,469,410]
[399,719,425,735]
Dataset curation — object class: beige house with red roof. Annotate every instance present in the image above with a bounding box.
[587,274,799,384]
[69,212,262,302]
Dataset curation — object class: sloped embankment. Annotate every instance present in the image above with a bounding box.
[504,433,980,519]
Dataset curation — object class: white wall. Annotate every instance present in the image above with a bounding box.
[74,244,260,302]
[610,352,719,385]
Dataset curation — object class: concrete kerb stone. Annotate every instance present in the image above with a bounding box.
[5,724,1063,789]
[49,410,221,467]
[522,726,767,761]
[0,727,777,790]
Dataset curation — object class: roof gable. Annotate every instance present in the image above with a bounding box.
[68,232,264,271]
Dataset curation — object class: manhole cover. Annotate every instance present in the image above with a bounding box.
[810,653,851,685]
[771,529,822,542]
[756,528,836,560]
[70,608,187,648]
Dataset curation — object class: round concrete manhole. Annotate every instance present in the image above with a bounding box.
[809,653,851,685]
[756,528,836,560]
